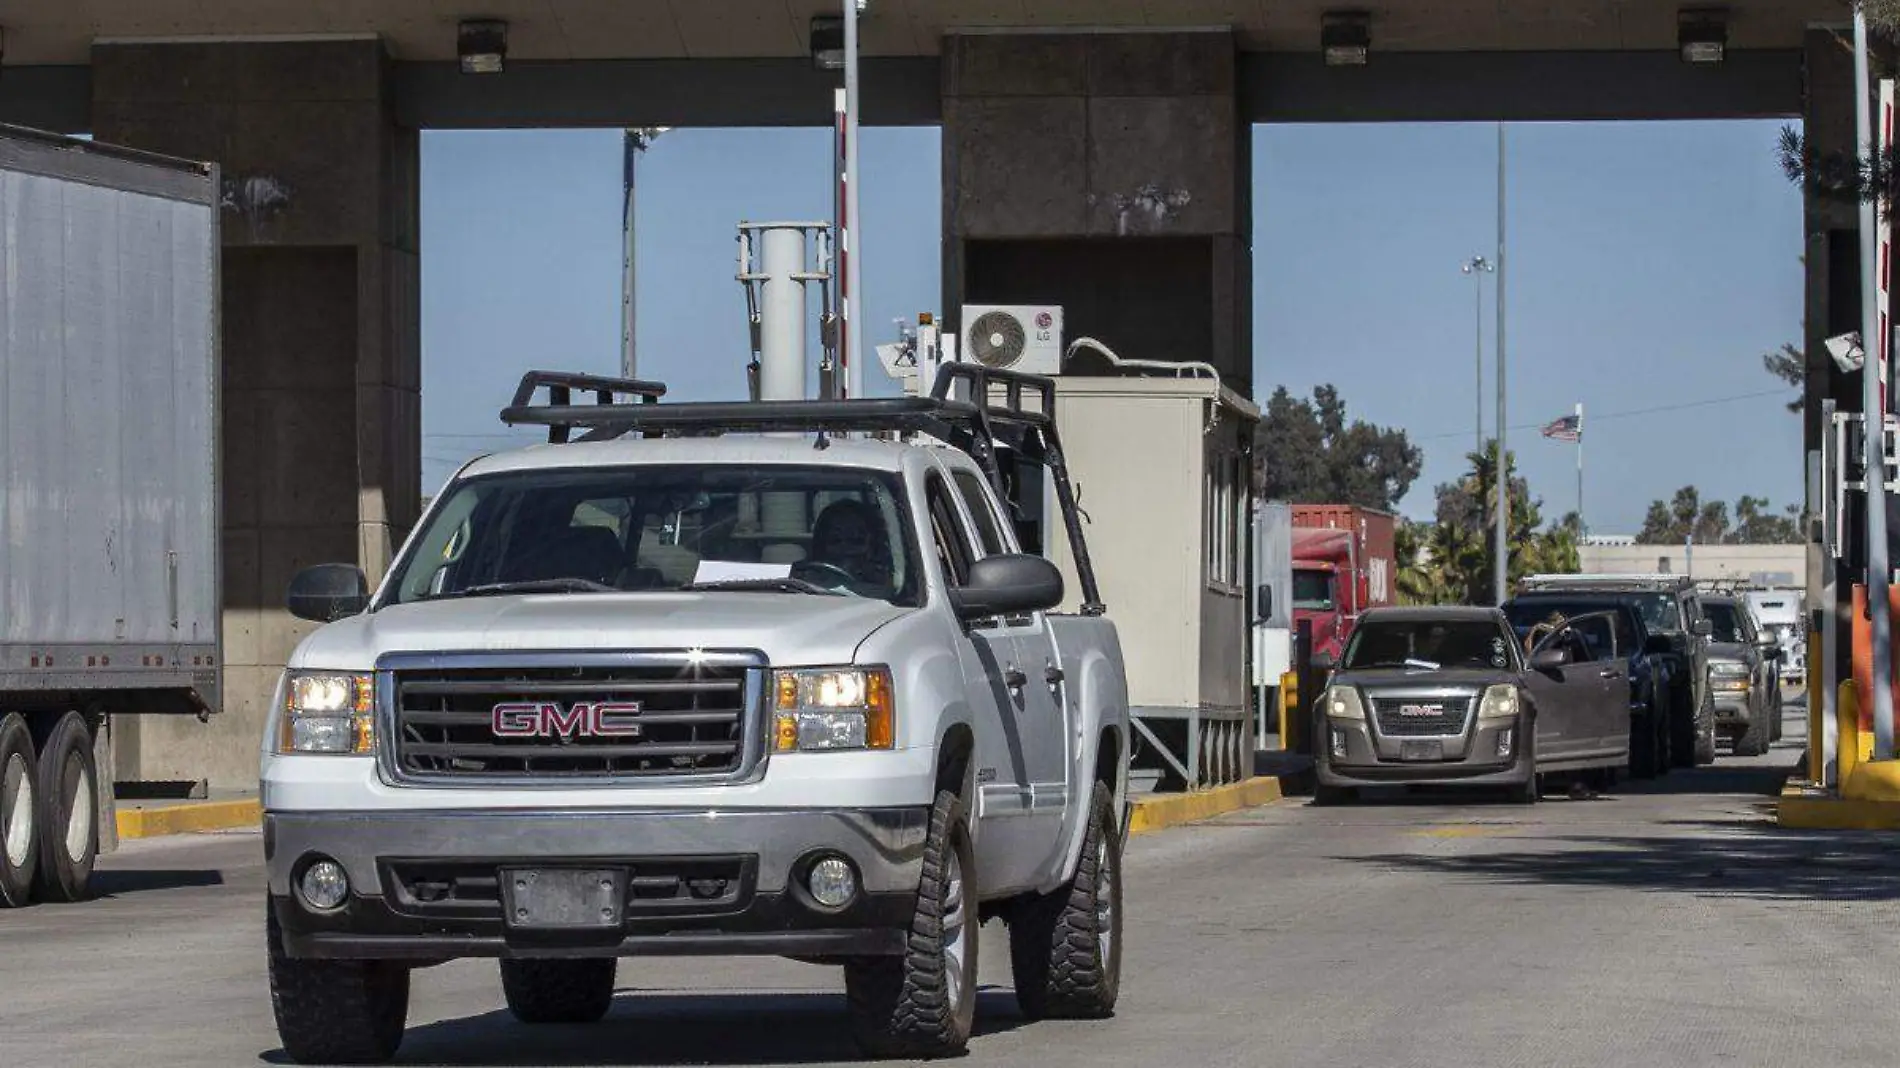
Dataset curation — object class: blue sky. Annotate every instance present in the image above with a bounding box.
[420,119,1804,534]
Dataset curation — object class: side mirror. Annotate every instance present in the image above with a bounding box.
[1531,647,1572,670]
[950,554,1063,621]
[1310,650,1336,672]
[1256,584,1274,622]
[1692,618,1713,638]
[288,563,370,623]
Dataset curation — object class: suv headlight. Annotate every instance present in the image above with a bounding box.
[1323,685,1365,721]
[279,672,375,755]
[1479,684,1520,720]
[773,667,895,752]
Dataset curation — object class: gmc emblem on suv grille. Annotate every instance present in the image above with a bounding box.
[1397,704,1442,717]
[491,701,644,739]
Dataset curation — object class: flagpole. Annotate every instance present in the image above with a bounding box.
[1576,401,1585,534]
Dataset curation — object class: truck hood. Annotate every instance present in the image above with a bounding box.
[289,592,918,670]
[1330,667,1514,691]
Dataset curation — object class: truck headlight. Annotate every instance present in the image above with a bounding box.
[1323,685,1365,721]
[772,668,895,752]
[1478,684,1520,721]
[280,672,375,755]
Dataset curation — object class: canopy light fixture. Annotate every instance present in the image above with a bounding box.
[458,18,508,75]
[1322,11,1371,67]
[1678,8,1727,64]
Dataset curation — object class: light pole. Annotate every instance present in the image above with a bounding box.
[1493,121,1510,607]
[621,126,667,380]
[1461,256,1493,458]
[841,0,864,400]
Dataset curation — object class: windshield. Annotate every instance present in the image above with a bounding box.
[1703,602,1741,643]
[1633,593,1681,633]
[385,465,921,606]
[1293,569,1336,610]
[1341,619,1513,671]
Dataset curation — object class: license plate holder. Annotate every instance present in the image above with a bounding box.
[501,868,624,930]
[1399,739,1444,762]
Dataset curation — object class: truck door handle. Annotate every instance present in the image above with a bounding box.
[1600,669,1623,679]
[1004,668,1027,688]
[1045,665,1065,685]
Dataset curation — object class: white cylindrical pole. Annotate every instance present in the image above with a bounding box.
[1493,122,1510,606]
[758,226,809,403]
[842,0,864,400]
[1855,10,1896,760]
[757,225,811,561]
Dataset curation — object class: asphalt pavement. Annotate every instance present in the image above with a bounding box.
[5,701,1897,1068]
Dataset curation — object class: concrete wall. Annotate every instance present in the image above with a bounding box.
[941,30,1251,396]
[91,39,421,789]
[1579,544,1807,586]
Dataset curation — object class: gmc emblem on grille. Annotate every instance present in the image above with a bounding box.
[1397,704,1442,717]
[491,701,644,739]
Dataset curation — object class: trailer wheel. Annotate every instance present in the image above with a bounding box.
[30,712,98,903]
[0,713,39,908]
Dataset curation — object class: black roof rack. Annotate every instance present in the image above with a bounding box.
[495,363,1105,615]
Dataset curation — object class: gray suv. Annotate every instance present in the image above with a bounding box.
[1517,575,1716,768]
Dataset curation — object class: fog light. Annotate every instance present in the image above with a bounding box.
[1331,728,1348,759]
[299,858,349,910]
[1497,728,1514,758]
[808,856,858,908]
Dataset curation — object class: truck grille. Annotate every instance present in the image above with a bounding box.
[388,663,756,782]
[1370,696,1472,737]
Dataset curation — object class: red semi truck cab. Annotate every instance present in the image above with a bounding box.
[1291,505,1397,666]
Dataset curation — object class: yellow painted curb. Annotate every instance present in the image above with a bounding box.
[1776,783,1900,831]
[116,798,261,841]
[1128,776,1285,836]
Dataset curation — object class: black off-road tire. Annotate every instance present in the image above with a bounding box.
[32,712,98,903]
[845,789,977,1059]
[1506,725,1540,804]
[0,713,39,908]
[500,958,618,1024]
[268,905,409,1064]
[1734,703,1771,757]
[1771,689,1785,742]
[1009,782,1122,1022]
[1670,682,1699,770]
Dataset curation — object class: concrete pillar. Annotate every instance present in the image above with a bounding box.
[90,39,420,789]
[941,29,1252,397]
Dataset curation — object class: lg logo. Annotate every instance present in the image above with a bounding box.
[491,701,644,739]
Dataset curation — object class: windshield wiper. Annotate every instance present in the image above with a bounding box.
[678,578,845,596]
[437,578,620,599]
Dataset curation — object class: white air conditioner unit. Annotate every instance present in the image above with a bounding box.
[958,305,1064,375]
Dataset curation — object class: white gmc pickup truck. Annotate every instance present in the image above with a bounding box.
[261,368,1132,1063]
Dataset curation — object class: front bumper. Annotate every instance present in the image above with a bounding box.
[1316,716,1529,788]
[266,807,928,961]
[1711,687,1755,724]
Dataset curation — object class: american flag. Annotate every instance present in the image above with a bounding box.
[1540,413,1581,443]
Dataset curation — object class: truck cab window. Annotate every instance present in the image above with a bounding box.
[925,476,976,587]
[951,469,1007,557]
[1293,569,1336,611]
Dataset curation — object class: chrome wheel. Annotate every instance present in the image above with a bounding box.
[942,848,969,1016]
[2,752,31,870]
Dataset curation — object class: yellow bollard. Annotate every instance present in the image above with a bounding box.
[1838,680,1861,786]
[1278,671,1299,750]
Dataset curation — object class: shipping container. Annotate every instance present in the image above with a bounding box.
[0,125,220,906]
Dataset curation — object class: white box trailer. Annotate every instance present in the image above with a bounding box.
[1040,372,1259,790]
[0,126,220,906]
